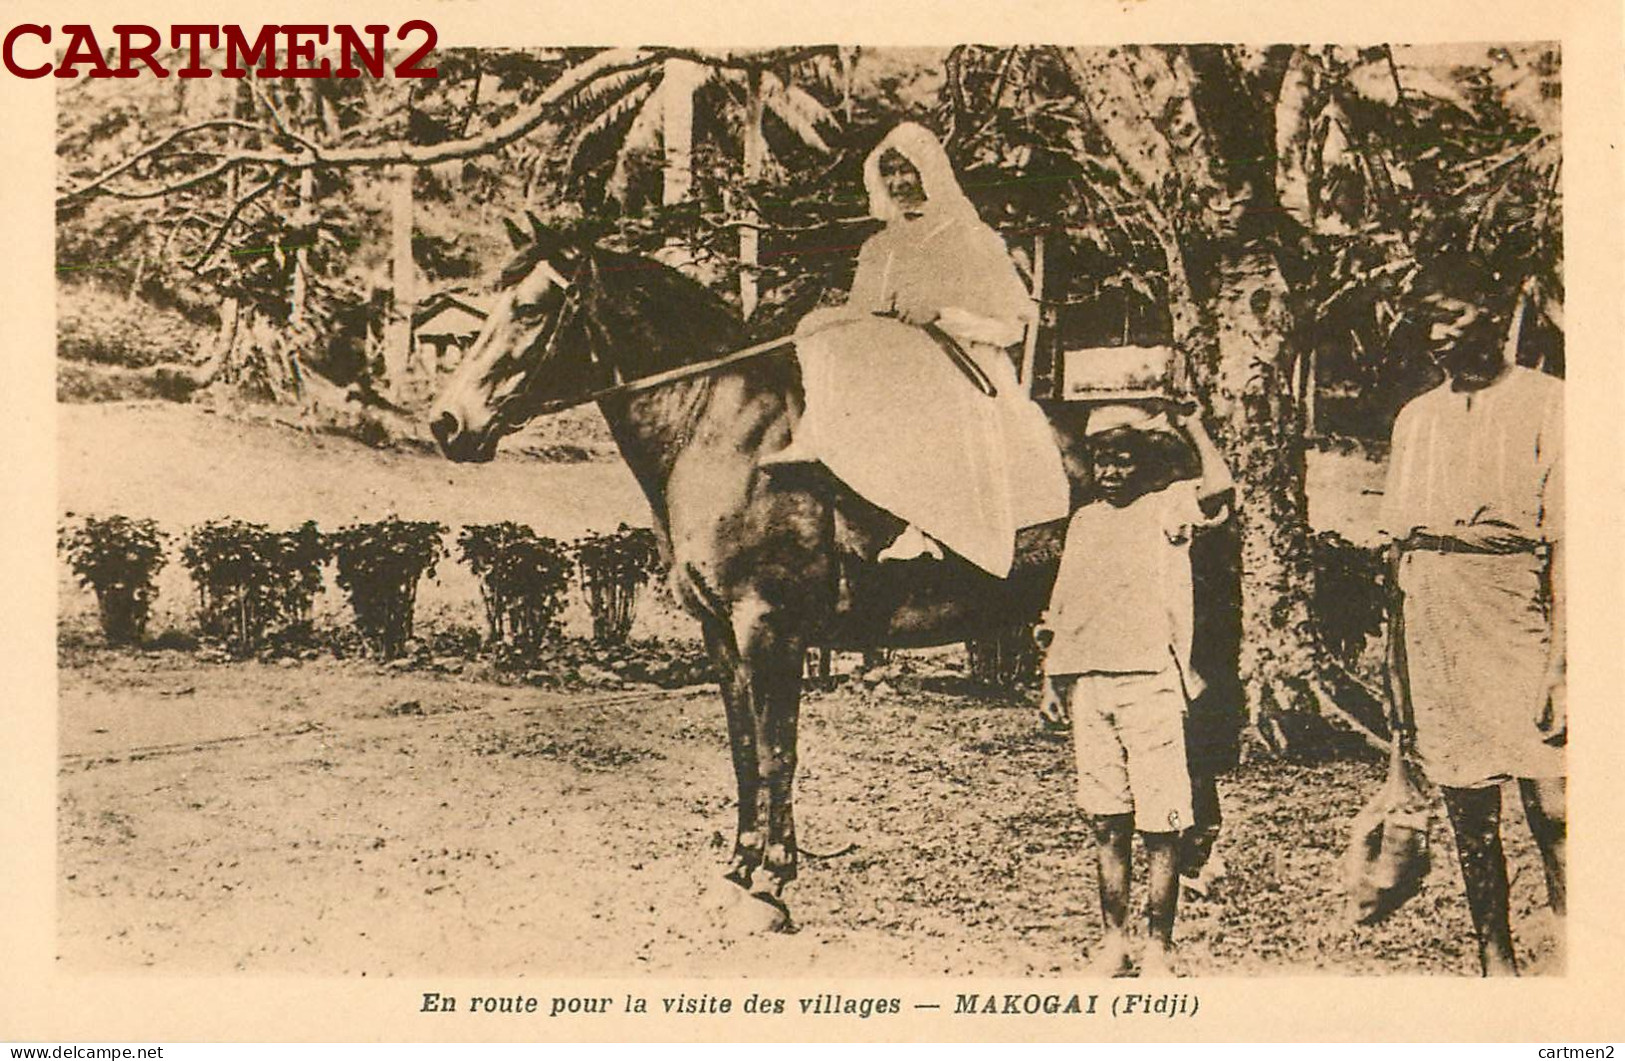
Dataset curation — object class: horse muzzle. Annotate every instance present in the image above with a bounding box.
[429,407,501,463]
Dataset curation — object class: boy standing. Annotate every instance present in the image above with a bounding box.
[1038,403,1234,977]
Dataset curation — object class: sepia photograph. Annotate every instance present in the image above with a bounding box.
[5,1,1623,1043]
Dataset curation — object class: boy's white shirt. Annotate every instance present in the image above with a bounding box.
[1042,477,1229,695]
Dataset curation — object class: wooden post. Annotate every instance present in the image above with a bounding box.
[1303,346,1318,438]
[383,164,416,403]
[1021,232,1046,397]
[739,67,766,319]
[1504,278,1534,367]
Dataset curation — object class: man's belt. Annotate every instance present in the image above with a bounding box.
[1401,536,1551,559]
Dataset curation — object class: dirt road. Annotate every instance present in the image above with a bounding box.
[58,649,1560,978]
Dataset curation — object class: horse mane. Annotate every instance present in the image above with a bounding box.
[495,235,799,433]
[581,246,752,380]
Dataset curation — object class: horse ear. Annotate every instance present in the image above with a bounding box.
[526,211,548,240]
[502,217,528,250]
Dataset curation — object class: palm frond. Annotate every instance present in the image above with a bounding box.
[556,64,659,120]
[1343,57,1400,107]
[619,84,665,156]
[762,79,835,153]
[566,80,656,172]
[1387,64,1478,117]
[603,91,665,202]
[1485,45,1560,133]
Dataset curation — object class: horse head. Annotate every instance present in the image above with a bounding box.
[430,217,609,462]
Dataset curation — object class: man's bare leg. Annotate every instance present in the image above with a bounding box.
[1519,777,1567,914]
[1141,832,1182,977]
[1087,814,1135,976]
[1442,784,1518,976]
[1520,777,1567,971]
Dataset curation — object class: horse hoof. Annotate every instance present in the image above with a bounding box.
[747,890,794,934]
[709,878,793,935]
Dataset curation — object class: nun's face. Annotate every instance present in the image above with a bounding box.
[879,151,927,211]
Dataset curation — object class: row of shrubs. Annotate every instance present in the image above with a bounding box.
[61,514,1390,695]
[58,515,662,661]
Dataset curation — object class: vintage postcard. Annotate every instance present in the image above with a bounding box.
[2,0,1622,1044]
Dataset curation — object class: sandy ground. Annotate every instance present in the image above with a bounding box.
[54,403,1560,978]
[58,401,643,532]
[58,648,1561,978]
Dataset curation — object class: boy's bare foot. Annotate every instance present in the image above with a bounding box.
[1139,942,1185,979]
[1180,851,1227,900]
[1084,934,1135,978]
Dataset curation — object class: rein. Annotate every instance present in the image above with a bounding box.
[530,313,997,416]
[533,331,802,415]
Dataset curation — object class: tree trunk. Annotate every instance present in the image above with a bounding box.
[289,185,311,328]
[1020,232,1045,393]
[289,86,322,332]
[1155,218,1206,394]
[1303,346,1318,437]
[654,58,702,278]
[1193,246,1328,752]
[1170,44,1362,753]
[839,47,857,123]
[660,59,700,207]
[126,240,147,302]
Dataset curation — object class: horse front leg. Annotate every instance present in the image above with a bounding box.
[702,621,764,889]
[742,620,805,923]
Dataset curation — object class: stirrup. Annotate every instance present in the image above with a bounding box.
[879,525,944,563]
[760,441,818,469]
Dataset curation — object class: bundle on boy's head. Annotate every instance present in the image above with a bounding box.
[1084,404,1170,439]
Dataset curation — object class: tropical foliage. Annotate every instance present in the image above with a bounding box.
[56,44,1563,749]
[457,521,574,648]
[573,524,663,644]
[328,517,448,658]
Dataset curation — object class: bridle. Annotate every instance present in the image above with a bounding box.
[534,259,589,371]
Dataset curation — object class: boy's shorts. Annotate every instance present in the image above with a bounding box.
[1065,669,1194,834]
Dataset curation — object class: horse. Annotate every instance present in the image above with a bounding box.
[429,223,1240,932]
